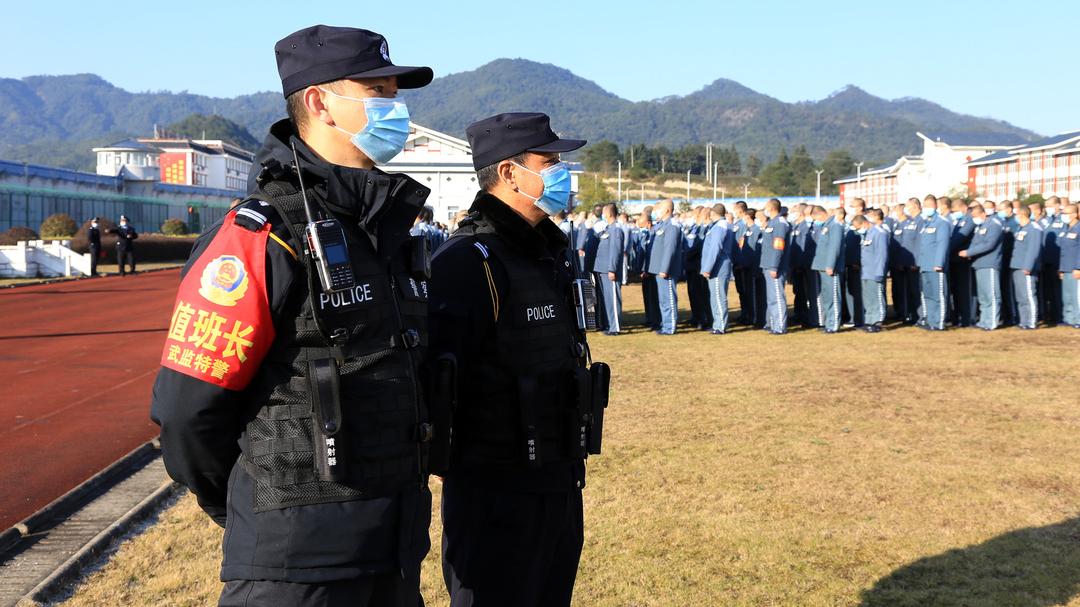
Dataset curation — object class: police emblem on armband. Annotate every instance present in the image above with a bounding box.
[199,255,249,307]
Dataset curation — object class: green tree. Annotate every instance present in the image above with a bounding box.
[746,154,763,178]
[760,149,797,196]
[789,146,817,195]
[581,140,621,173]
[576,174,613,211]
[166,114,260,151]
[819,150,856,195]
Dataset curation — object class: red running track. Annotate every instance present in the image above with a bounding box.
[0,270,180,529]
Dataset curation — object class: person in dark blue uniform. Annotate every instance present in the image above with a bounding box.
[898,199,924,324]
[1010,206,1043,329]
[887,205,907,321]
[730,202,750,324]
[759,198,791,334]
[113,214,138,276]
[87,217,102,276]
[1040,197,1067,325]
[790,205,818,328]
[430,112,608,607]
[152,25,437,607]
[647,199,682,334]
[639,207,661,330]
[947,199,976,327]
[842,214,864,327]
[916,196,952,330]
[958,204,1005,330]
[593,203,625,335]
[997,203,1018,326]
[746,209,767,327]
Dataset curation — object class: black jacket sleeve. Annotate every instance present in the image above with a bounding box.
[150,208,297,526]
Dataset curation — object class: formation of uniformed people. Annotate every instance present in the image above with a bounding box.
[152,24,608,607]
[578,194,1080,334]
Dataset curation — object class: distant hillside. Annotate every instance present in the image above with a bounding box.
[0,62,1040,171]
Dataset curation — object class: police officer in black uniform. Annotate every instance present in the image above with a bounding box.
[114,214,138,275]
[151,25,437,607]
[88,217,101,276]
[429,113,610,607]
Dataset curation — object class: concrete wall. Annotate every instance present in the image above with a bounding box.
[0,240,91,277]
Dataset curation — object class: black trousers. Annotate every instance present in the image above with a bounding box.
[791,268,807,325]
[442,478,583,607]
[734,267,749,323]
[752,269,767,327]
[949,261,973,326]
[889,267,905,321]
[219,572,423,607]
[118,249,136,275]
[643,274,660,329]
[89,244,100,276]
[1041,265,1062,325]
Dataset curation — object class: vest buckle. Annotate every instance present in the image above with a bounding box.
[403,328,420,349]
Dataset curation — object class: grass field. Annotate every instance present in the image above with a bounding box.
[46,282,1080,606]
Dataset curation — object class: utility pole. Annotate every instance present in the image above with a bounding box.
[720,187,726,203]
[640,183,644,202]
[706,143,713,185]
[743,182,751,200]
[660,155,666,173]
[617,160,622,202]
[815,169,824,204]
[630,145,635,168]
[854,162,864,200]
[686,169,692,203]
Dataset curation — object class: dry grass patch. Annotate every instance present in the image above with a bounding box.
[47,283,1080,606]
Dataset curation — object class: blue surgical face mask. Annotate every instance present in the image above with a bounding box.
[972,217,985,226]
[322,90,411,164]
[921,208,936,218]
[804,217,813,224]
[856,228,867,235]
[814,220,825,227]
[1046,208,1057,217]
[950,211,965,220]
[512,161,573,215]
[650,211,660,222]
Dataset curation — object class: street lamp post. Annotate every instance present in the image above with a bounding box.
[617,160,622,203]
[854,161,864,201]
[815,169,824,204]
[686,169,691,203]
[743,182,751,200]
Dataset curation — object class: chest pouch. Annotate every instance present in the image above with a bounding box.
[410,235,432,280]
[587,362,610,455]
[309,355,346,482]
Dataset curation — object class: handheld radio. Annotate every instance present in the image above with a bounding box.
[291,142,355,294]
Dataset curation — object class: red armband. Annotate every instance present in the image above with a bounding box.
[160,212,275,390]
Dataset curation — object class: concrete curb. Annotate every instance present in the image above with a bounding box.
[26,479,180,604]
[0,265,181,289]
[0,439,160,555]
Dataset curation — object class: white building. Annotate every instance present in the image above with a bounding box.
[93,137,253,192]
[835,132,1018,206]
[383,123,581,223]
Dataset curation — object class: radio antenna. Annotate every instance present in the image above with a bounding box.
[290,140,318,224]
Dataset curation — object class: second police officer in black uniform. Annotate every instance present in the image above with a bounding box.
[151,25,438,606]
[428,113,610,607]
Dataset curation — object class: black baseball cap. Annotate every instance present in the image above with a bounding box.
[465,113,586,170]
[275,25,434,97]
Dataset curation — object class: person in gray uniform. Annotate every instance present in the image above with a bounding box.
[810,206,845,333]
[593,203,625,335]
[859,211,890,332]
[916,197,952,331]
[1059,203,1080,328]
[759,198,791,335]
[647,199,682,335]
[1010,206,1043,330]
[700,204,734,334]
[958,204,1004,331]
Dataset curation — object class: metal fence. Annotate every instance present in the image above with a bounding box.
[0,184,231,235]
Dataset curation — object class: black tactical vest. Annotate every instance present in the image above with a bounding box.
[448,220,591,470]
[239,179,430,512]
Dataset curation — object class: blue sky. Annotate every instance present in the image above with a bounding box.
[2,0,1075,135]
